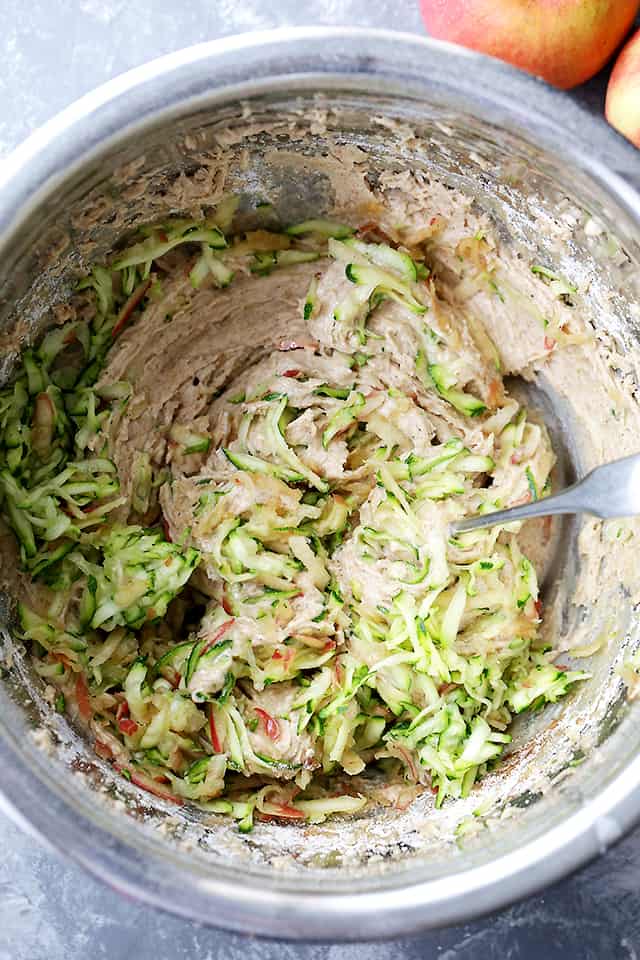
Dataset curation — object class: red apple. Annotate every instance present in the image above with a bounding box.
[420,0,640,90]
[606,28,640,147]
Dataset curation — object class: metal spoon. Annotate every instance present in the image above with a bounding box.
[451,452,640,536]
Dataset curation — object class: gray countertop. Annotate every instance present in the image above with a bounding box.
[1,2,639,958]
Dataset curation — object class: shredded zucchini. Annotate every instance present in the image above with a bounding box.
[1,210,589,827]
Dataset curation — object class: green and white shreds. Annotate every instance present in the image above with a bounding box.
[2,212,588,829]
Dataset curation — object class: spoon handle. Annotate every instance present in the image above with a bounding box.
[451,453,640,536]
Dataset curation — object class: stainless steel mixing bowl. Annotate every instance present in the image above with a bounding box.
[2,28,640,941]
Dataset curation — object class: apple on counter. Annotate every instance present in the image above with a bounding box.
[606,29,640,147]
[420,0,640,90]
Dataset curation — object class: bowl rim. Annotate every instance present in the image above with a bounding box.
[1,26,640,940]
